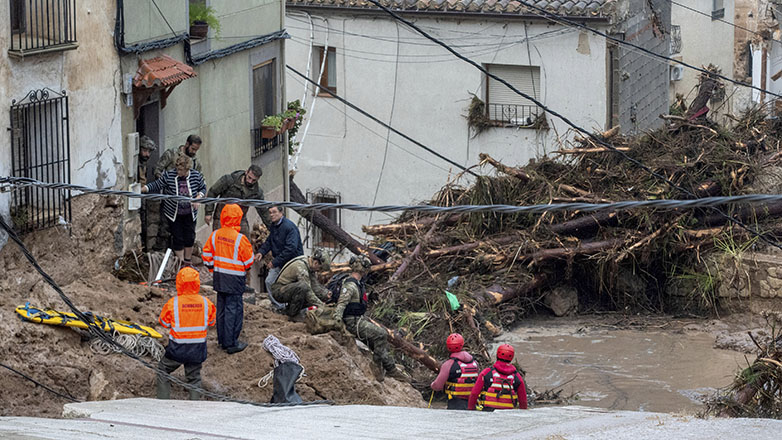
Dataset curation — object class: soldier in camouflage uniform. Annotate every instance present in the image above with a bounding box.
[137,136,156,251]
[335,255,409,382]
[203,165,271,236]
[147,135,203,250]
[271,249,330,317]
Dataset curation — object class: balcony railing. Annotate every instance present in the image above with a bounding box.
[8,0,78,58]
[488,103,545,127]
[251,128,283,158]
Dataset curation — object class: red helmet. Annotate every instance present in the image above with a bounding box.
[497,344,515,362]
[446,333,464,353]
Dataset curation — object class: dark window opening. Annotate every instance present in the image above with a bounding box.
[307,189,340,248]
[315,46,337,95]
[8,0,78,58]
[251,60,277,157]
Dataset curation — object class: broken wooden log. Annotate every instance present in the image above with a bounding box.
[390,216,445,281]
[697,202,782,227]
[424,234,518,258]
[558,184,612,203]
[548,212,619,237]
[362,213,462,236]
[477,274,549,306]
[290,177,383,265]
[367,317,440,372]
[479,153,531,182]
[555,147,630,154]
[522,238,624,263]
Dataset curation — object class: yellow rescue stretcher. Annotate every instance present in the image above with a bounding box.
[15,303,162,338]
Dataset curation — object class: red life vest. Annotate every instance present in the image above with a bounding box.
[478,367,519,410]
[444,357,479,400]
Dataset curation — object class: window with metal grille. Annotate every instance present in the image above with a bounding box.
[314,46,336,95]
[251,59,278,157]
[712,0,725,20]
[7,0,78,58]
[485,64,544,127]
[307,189,340,248]
[9,88,71,233]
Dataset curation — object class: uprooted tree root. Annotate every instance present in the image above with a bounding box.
[704,312,782,419]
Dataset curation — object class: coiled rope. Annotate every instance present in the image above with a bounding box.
[89,330,165,361]
[258,335,306,388]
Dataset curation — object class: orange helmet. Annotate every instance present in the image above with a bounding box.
[176,267,201,296]
[446,333,464,353]
[497,344,515,362]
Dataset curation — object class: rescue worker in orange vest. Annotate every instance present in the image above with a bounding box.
[202,203,254,354]
[430,333,480,410]
[156,267,216,400]
[468,344,528,411]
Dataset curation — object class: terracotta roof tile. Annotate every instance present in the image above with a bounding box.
[288,0,612,16]
[133,55,197,89]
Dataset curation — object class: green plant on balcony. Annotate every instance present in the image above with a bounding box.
[261,114,283,131]
[189,2,221,39]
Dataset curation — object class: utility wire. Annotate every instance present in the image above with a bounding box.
[665,0,781,46]
[514,0,782,100]
[0,362,81,403]
[0,215,332,408]
[286,65,476,176]
[5,176,782,215]
[150,0,178,38]
[360,0,782,252]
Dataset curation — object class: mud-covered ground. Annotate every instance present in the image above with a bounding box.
[0,195,423,417]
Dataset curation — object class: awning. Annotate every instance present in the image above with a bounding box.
[132,55,197,118]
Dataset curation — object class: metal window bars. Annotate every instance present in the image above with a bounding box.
[8,0,78,58]
[250,128,283,158]
[9,88,72,233]
[488,103,545,127]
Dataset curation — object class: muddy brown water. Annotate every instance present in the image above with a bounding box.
[498,322,752,413]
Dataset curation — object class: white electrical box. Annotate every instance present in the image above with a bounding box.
[126,132,139,179]
[128,183,141,211]
[670,65,684,81]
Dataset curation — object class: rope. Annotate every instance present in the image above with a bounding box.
[6,176,782,215]
[258,335,307,388]
[89,331,164,361]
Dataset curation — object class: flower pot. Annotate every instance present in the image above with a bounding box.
[282,118,295,131]
[190,22,209,39]
[260,126,278,139]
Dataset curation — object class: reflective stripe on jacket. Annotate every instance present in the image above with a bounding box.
[478,368,519,410]
[202,204,254,295]
[445,357,480,400]
[159,292,216,364]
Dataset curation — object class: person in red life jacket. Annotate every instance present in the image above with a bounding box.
[430,333,480,410]
[468,343,528,411]
[156,267,216,400]
[202,203,255,354]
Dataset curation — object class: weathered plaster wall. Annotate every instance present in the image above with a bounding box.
[284,12,608,256]
[122,0,188,45]
[209,0,283,51]
[0,1,123,249]
[669,0,735,122]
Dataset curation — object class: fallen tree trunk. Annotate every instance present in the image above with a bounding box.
[477,274,549,306]
[362,213,462,236]
[548,212,619,237]
[425,234,518,258]
[390,217,444,281]
[523,238,624,263]
[368,318,440,372]
[697,202,782,227]
[479,153,531,182]
[290,177,383,265]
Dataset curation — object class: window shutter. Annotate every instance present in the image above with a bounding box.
[487,65,540,107]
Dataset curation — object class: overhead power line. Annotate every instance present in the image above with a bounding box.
[4,176,782,215]
[360,0,782,252]
[286,65,476,176]
[665,0,780,46]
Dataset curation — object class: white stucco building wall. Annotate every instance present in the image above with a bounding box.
[285,11,609,256]
[669,0,735,119]
[0,1,122,249]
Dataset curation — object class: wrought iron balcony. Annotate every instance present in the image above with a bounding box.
[8,0,78,59]
[488,103,546,128]
[251,128,283,158]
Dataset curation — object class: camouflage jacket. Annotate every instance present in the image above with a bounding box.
[153,146,202,179]
[204,170,271,227]
[275,256,329,301]
[334,277,362,319]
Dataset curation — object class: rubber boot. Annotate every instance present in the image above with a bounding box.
[371,361,385,383]
[156,377,171,399]
[188,388,202,401]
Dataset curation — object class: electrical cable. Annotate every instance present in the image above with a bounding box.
[0,215,333,408]
[150,0,178,38]
[286,65,476,176]
[6,176,782,216]
[665,0,781,47]
[0,362,81,403]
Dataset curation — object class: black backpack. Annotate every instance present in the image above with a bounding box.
[325,273,351,304]
[326,275,368,316]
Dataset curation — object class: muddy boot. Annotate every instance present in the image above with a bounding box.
[371,361,385,383]
[188,388,202,401]
[156,377,171,399]
[386,366,411,382]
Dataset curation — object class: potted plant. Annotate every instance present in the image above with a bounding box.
[189,2,221,39]
[260,115,283,139]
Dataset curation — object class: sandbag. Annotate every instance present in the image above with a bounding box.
[270,361,303,404]
[305,305,344,335]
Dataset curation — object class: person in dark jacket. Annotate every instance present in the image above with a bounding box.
[431,333,480,410]
[256,205,303,307]
[142,154,206,265]
[203,165,271,235]
[468,344,528,411]
[156,267,216,400]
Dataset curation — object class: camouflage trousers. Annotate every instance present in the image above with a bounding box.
[145,200,170,251]
[344,315,395,372]
[271,280,325,317]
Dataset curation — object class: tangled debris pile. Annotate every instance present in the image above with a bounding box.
[706,312,782,419]
[355,102,782,371]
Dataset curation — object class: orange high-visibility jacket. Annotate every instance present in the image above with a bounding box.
[202,203,254,294]
[159,267,216,364]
